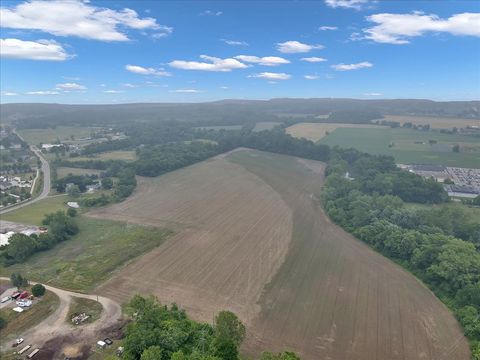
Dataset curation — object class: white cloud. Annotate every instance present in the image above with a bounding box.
[3,92,18,96]
[26,90,60,95]
[304,75,320,80]
[277,40,324,53]
[249,72,291,80]
[125,64,171,76]
[122,83,137,88]
[220,86,229,90]
[55,82,86,90]
[0,0,169,41]
[169,55,248,72]
[364,92,382,96]
[169,89,200,93]
[200,10,222,16]
[331,61,373,71]
[104,90,124,93]
[221,39,249,46]
[363,12,480,44]
[234,55,290,66]
[319,26,338,31]
[301,57,327,63]
[0,38,70,60]
[325,0,369,10]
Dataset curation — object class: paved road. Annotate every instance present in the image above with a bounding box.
[0,144,51,215]
[0,277,122,350]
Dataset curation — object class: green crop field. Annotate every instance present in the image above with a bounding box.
[253,122,281,131]
[194,125,243,131]
[18,126,99,145]
[69,150,136,162]
[319,127,480,167]
[56,167,102,178]
[0,216,172,292]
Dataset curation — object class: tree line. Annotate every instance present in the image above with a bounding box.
[114,295,299,360]
[0,210,78,265]
[322,150,480,358]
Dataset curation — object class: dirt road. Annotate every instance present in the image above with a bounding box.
[0,277,121,350]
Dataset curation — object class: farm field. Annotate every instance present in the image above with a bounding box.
[383,115,480,129]
[195,125,243,131]
[56,167,102,178]
[253,121,281,131]
[69,150,136,162]
[18,126,99,145]
[0,217,171,292]
[319,127,480,167]
[286,122,383,141]
[91,149,469,360]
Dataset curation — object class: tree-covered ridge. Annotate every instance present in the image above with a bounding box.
[118,295,299,360]
[322,150,480,359]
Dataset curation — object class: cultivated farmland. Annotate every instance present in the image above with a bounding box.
[286,122,383,141]
[383,115,480,129]
[319,127,480,167]
[91,149,469,360]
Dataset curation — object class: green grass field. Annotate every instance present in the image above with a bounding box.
[0,216,172,292]
[69,150,136,162]
[405,201,480,224]
[56,167,102,178]
[319,127,480,167]
[1,195,69,225]
[253,122,281,131]
[194,125,243,131]
[18,127,99,145]
[66,297,103,325]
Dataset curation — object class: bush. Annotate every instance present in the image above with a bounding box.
[31,283,46,297]
[67,207,77,217]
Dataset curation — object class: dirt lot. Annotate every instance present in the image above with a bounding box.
[383,115,480,129]
[91,149,470,360]
[286,122,383,141]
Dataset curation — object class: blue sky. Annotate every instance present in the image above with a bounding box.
[1,0,479,103]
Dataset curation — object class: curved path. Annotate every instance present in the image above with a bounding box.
[0,277,121,349]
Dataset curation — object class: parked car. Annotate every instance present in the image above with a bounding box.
[104,338,113,345]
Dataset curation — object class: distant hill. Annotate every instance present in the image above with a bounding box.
[1,98,478,128]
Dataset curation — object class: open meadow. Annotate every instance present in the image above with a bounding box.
[18,126,100,145]
[383,115,480,129]
[89,149,469,360]
[319,127,480,167]
[0,217,171,292]
[286,122,383,141]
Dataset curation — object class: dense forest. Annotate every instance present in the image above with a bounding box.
[322,149,480,358]
[116,295,299,360]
